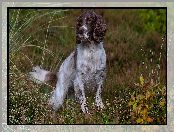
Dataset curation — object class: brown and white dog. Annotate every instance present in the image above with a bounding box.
[29,10,107,113]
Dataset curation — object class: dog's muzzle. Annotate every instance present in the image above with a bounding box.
[79,25,89,40]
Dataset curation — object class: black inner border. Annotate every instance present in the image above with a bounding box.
[7,6,167,125]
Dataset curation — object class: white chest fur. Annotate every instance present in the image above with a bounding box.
[76,42,106,74]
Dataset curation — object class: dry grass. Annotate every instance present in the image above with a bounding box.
[8,9,166,124]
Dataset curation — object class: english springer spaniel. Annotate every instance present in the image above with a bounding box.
[29,10,107,113]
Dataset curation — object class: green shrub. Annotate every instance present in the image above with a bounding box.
[128,75,166,124]
[138,9,166,35]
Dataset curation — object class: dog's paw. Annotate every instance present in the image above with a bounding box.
[81,103,89,114]
[96,100,105,110]
[29,65,48,84]
[99,102,105,109]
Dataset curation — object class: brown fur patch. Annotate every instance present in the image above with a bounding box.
[76,10,107,44]
[45,72,57,87]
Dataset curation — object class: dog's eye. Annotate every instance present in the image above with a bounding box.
[77,22,82,26]
[87,18,92,23]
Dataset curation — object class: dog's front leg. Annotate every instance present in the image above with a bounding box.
[74,74,88,113]
[95,82,105,109]
[95,70,106,109]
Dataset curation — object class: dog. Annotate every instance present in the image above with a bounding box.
[29,10,107,113]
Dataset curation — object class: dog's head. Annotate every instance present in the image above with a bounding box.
[76,10,107,44]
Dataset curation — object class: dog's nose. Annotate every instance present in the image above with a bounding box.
[79,25,87,33]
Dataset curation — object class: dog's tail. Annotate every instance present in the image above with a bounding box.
[29,66,57,84]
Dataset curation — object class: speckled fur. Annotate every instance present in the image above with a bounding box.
[29,11,107,113]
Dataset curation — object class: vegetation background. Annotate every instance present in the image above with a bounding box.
[9,9,166,124]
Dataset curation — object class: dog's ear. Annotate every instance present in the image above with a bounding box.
[76,35,81,44]
[93,15,107,43]
[76,14,82,44]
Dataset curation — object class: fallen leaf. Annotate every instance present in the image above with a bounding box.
[147,117,153,123]
[136,118,143,124]
[140,74,144,86]
[160,101,165,107]
[133,102,137,111]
